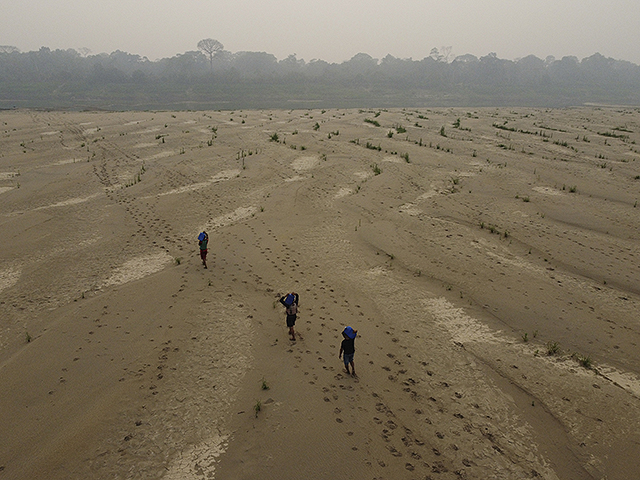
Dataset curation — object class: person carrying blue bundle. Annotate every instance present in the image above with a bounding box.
[339,326,358,377]
[279,292,299,341]
[198,231,209,269]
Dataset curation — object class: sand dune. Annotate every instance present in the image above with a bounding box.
[1,107,639,480]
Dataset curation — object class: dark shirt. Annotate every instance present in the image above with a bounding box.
[341,337,355,355]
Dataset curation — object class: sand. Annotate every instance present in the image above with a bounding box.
[1,107,639,479]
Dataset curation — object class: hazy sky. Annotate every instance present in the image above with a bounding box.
[2,0,639,64]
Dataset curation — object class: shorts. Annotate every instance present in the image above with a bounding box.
[200,249,208,260]
[286,314,296,328]
[343,352,354,365]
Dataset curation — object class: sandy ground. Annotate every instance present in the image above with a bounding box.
[1,107,640,479]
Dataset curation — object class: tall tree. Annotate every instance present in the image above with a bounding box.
[197,38,223,70]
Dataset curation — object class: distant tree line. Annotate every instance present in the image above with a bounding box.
[1,42,639,109]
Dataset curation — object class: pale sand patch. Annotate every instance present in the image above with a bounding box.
[206,206,257,230]
[354,171,371,180]
[124,121,140,126]
[597,365,640,398]
[0,172,20,180]
[34,193,102,210]
[367,266,388,277]
[334,187,352,199]
[163,434,229,480]
[422,297,503,344]
[82,128,99,135]
[382,155,403,163]
[0,265,21,293]
[147,151,175,160]
[0,187,13,194]
[425,295,640,400]
[51,159,81,166]
[417,190,437,200]
[101,252,172,288]
[285,175,305,183]
[399,203,422,215]
[136,127,162,134]
[163,301,252,479]
[533,186,562,196]
[158,170,240,197]
[291,156,319,171]
[78,122,93,126]
[134,143,157,148]
[40,131,59,136]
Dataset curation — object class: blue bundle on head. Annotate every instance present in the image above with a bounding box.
[198,232,206,241]
[343,326,356,339]
[284,293,295,306]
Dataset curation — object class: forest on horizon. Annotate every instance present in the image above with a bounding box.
[2,43,640,110]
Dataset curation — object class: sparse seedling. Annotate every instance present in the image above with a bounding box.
[522,332,528,342]
[26,331,31,343]
[254,400,262,417]
[261,379,270,390]
[174,257,182,265]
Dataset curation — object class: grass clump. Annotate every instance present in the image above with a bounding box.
[546,341,560,356]
[573,353,593,369]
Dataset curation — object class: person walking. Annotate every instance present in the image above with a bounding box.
[279,292,299,341]
[198,231,209,269]
[339,326,357,377]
